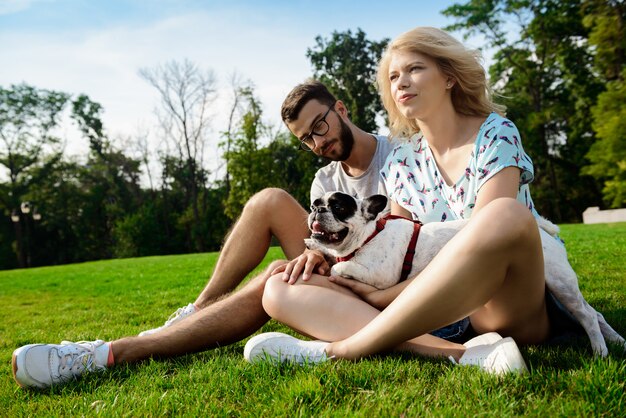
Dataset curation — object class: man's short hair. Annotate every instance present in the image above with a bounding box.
[281,80,337,123]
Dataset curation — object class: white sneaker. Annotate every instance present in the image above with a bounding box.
[12,340,109,388]
[244,332,330,365]
[452,337,528,375]
[138,303,197,336]
[463,332,503,348]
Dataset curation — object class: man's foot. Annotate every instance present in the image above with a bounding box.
[138,303,197,336]
[463,332,503,348]
[12,340,109,388]
[452,336,528,375]
[244,332,330,365]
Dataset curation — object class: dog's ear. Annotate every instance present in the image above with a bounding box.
[362,194,388,221]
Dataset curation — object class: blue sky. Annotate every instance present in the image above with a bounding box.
[0,0,478,168]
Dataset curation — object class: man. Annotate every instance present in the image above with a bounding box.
[12,80,395,389]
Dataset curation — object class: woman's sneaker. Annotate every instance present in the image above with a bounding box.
[244,332,330,365]
[138,303,197,336]
[12,340,110,388]
[463,332,503,348]
[452,336,528,375]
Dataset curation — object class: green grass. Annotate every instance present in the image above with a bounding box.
[1,224,625,417]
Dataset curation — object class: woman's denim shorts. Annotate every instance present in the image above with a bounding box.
[430,288,584,343]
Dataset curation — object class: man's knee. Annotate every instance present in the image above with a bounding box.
[247,260,288,294]
[245,188,298,215]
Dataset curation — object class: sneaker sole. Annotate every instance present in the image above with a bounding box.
[12,351,23,388]
[12,344,39,388]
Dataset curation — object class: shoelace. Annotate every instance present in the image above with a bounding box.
[164,305,194,326]
[57,341,103,379]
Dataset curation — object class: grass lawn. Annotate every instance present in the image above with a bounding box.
[1,223,625,416]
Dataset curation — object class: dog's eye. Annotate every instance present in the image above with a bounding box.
[331,204,343,212]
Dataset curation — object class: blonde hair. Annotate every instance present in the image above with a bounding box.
[377,26,505,139]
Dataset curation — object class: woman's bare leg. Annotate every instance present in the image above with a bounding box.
[327,198,549,360]
[263,271,466,360]
[262,198,548,361]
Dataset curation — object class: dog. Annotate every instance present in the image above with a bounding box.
[305,191,625,357]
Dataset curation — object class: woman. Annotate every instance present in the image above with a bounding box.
[245,27,563,374]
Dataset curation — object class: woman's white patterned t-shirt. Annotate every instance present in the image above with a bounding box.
[380,113,539,223]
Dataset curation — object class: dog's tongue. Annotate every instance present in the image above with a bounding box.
[311,221,324,233]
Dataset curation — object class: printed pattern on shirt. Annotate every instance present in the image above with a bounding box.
[380,113,539,224]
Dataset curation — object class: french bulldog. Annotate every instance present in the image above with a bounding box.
[305,191,625,357]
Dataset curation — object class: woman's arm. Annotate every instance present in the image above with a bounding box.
[328,274,415,310]
[391,200,412,218]
[472,166,522,215]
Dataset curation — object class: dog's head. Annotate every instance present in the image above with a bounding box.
[305,191,388,257]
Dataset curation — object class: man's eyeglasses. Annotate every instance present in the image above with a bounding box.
[299,103,336,151]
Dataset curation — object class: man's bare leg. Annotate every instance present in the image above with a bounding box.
[112,260,286,362]
[194,188,309,307]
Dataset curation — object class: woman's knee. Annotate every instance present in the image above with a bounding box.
[474,198,538,247]
[261,273,291,319]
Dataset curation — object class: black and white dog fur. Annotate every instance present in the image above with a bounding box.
[305,191,625,357]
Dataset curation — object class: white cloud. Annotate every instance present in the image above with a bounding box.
[0,0,37,15]
[1,1,479,183]
[0,8,314,171]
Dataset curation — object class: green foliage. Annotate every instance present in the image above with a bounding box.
[582,0,626,81]
[1,224,624,415]
[113,202,166,258]
[0,84,153,267]
[444,0,607,221]
[582,1,626,208]
[272,134,327,208]
[222,88,326,220]
[72,94,106,155]
[140,60,218,253]
[583,70,626,207]
[307,28,389,133]
[0,84,70,267]
[0,84,68,202]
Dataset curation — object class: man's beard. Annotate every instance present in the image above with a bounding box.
[331,117,354,161]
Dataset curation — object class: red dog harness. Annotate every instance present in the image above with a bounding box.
[336,214,422,282]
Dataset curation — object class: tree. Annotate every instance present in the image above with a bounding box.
[583,69,626,207]
[307,29,389,133]
[581,0,626,207]
[222,86,270,219]
[0,84,69,267]
[443,0,604,221]
[222,86,326,219]
[71,94,144,260]
[140,59,217,251]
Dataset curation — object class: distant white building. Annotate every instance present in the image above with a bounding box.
[582,207,626,224]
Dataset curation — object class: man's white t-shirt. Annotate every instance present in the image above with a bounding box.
[310,135,393,204]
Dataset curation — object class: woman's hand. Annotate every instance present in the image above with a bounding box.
[271,249,330,284]
[328,275,389,310]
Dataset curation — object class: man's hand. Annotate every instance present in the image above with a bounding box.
[271,249,330,284]
[327,275,388,310]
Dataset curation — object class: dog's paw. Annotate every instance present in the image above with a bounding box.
[330,262,352,278]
